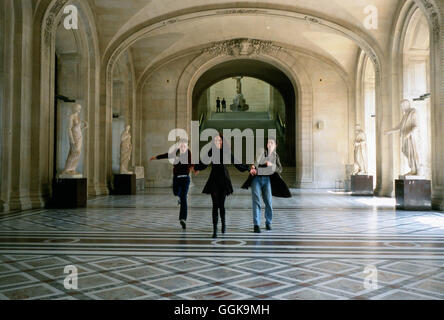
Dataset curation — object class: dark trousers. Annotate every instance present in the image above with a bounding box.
[173,176,190,221]
[216,106,221,113]
[211,191,226,226]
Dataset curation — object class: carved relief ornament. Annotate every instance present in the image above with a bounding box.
[203,38,282,57]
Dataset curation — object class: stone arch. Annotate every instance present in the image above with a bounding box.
[31,0,102,203]
[391,0,443,207]
[111,51,137,175]
[175,47,314,187]
[104,6,383,190]
[356,51,377,183]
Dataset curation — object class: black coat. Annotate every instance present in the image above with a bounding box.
[241,150,292,198]
[195,149,249,196]
[241,173,292,198]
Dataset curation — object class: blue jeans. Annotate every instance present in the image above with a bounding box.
[251,176,273,227]
[173,176,190,221]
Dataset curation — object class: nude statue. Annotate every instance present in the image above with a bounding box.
[120,125,133,174]
[62,104,88,176]
[385,99,419,176]
[353,124,368,175]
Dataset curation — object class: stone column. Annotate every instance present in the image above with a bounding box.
[1,0,36,211]
[375,60,395,197]
[430,5,444,210]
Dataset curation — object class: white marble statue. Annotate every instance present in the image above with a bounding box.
[385,99,420,176]
[353,124,368,175]
[120,125,133,174]
[62,104,88,177]
[230,76,249,112]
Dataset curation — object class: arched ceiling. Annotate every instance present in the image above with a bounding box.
[129,15,360,80]
[405,9,430,52]
[87,0,403,82]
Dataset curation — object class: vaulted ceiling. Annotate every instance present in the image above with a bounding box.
[86,0,405,83]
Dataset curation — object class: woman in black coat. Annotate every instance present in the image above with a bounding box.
[195,134,249,238]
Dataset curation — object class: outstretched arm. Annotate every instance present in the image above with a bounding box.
[149,153,168,161]
[385,122,402,135]
[231,154,249,172]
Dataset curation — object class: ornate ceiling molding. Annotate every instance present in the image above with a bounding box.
[420,0,441,36]
[44,0,69,46]
[203,38,282,57]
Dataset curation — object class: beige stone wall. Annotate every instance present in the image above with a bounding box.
[142,55,197,187]
[300,55,350,188]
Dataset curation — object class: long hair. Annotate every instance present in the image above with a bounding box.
[211,132,232,164]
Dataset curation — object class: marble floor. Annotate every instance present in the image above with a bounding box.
[0,180,444,300]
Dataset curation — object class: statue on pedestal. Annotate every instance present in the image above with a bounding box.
[230,76,249,112]
[120,125,133,174]
[353,124,368,175]
[385,99,420,176]
[61,104,88,177]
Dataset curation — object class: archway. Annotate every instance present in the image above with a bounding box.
[363,57,377,184]
[175,47,315,188]
[54,17,88,179]
[192,59,296,166]
[111,51,135,175]
[33,0,101,201]
[402,8,431,178]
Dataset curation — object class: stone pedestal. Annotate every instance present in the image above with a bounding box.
[114,174,136,195]
[351,175,374,196]
[53,178,87,208]
[135,166,145,192]
[136,179,145,192]
[395,178,431,210]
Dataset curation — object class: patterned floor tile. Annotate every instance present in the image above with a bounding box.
[306,261,358,274]
[381,261,438,276]
[115,265,170,281]
[319,277,376,296]
[0,263,16,274]
[351,269,409,285]
[0,188,443,300]
[75,274,121,290]
[19,256,69,270]
[231,276,292,294]
[277,288,346,300]
[178,286,250,300]
[162,259,211,272]
[273,267,327,283]
[144,275,206,293]
[0,283,62,300]
[236,261,284,272]
[371,289,438,300]
[193,267,248,281]
[90,258,142,270]
[86,285,155,300]
[0,273,38,288]
[406,279,444,297]
[36,265,93,280]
